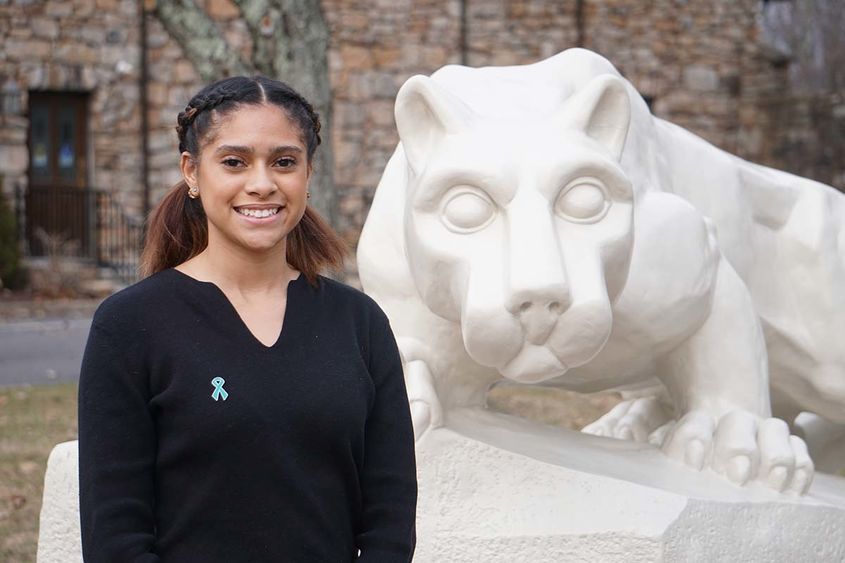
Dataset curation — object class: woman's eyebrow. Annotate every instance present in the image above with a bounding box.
[214,144,303,155]
[269,145,304,155]
[215,144,252,155]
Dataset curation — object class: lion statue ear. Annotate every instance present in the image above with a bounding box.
[395,75,474,174]
[559,74,631,161]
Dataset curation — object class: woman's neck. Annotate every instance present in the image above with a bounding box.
[178,239,298,294]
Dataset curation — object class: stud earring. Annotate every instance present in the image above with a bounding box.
[188,185,199,199]
[306,191,311,199]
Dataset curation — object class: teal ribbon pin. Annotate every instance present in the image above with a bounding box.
[211,377,228,401]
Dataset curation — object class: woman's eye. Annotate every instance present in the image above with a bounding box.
[555,179,610,223]
[440,188,496,233]
[222,158,244,168]
[275,157,296,168]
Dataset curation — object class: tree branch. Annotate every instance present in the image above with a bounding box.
[153,0,252,82]
[232,0,289,77]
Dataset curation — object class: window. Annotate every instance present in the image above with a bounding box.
[26,92,91,257]
[28,91,89,189]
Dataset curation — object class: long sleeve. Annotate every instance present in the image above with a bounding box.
[78,320,160,562]
[356,310,418,562]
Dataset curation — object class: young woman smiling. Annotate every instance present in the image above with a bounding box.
[78,76,417,562]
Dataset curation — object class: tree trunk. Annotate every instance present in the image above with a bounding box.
[153,0,251,81]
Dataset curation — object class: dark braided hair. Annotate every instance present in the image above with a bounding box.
[175,76,322,162]
[141,76,346,283]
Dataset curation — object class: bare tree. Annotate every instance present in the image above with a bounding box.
[761,0,845,93]
[152,0,336,224]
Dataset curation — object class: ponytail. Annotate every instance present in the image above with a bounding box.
[139,181,208,278]
[287,206,348,285]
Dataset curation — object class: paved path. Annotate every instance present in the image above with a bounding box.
[0,318,91,387]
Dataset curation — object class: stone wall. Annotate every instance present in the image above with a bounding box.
[464,0,578,65]
[144,13,200,205]
[0,0,144,214]
[584,0,778,154]
[753,92,845,191]
[1,0,842,283]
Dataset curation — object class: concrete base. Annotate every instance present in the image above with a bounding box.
[38,411,845,562]
[415,408,845,563]
[37,441,81,563]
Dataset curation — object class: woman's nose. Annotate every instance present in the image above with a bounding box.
[245,168,278,198]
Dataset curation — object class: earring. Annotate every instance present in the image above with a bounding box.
[306,191,311,199]
[188,185,199,199]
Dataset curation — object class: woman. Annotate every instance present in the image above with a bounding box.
[78,76,417,562]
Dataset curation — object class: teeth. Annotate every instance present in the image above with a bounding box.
[237,207,279,218]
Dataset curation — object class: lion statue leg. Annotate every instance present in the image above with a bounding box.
[652,255,814,493]
[404,359,444,441]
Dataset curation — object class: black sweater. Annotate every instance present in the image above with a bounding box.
[78,269,417,562]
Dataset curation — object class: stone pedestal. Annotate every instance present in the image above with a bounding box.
[415,408,845,563]
[37,441,82,563]
[38,412,845,562]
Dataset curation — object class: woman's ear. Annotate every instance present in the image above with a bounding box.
[180,151,198,188]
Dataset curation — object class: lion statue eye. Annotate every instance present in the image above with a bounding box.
[555,179,610,223]
[440,188,496,233]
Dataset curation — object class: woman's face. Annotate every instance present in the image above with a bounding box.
[181,103,310,258]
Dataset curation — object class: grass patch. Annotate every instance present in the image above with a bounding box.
[0,383,78,563]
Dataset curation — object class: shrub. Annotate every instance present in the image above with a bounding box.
[0,193,26,290]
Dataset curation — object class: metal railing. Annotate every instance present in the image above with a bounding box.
[94,190,144,284]
[15,184,143,285]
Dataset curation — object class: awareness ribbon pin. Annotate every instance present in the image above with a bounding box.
[211,377,229,401]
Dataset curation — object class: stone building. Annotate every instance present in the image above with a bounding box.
[0,0,842,285]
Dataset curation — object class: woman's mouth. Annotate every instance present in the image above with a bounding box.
[235,206,281,218]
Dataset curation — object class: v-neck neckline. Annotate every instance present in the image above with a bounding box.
[169,268,304,350]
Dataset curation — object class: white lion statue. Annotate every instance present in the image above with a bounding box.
[357,48,845,495]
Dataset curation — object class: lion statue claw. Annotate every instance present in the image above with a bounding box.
[358,49,845,494]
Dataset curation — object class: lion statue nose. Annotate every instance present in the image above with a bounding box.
[506,278,570,344]
[515,300,563,344]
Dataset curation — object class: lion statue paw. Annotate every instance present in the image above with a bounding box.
[582,397,673,443]
[585,402,813,493]
[662,411,813,494]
